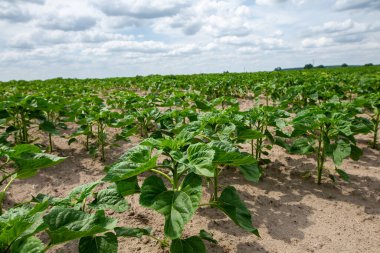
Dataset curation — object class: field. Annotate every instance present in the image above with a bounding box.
[0,66,379,253]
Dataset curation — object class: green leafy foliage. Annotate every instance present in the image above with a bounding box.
[79,232,118,253]
[216,186,259,237]
[170,236,206,253]
[43,207,117,244]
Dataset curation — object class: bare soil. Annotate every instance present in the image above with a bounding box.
[6,101,380,253]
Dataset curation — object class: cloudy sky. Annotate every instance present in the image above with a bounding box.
[0,0,379,81]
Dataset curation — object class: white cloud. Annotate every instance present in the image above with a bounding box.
[0,2,32,23]
[256,0,287,5]
[302,37,333,48]
[94,0,191,18]
[311,19,354,33]
[0,0,378,80]
[334,0,380,11]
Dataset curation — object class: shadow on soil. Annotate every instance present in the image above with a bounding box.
[201,145,379,252]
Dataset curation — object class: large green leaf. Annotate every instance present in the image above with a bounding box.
[210,141,251,165]
[237,129,265,141]
[210,141,261,182]
[332,140,351,165]
[288,138,314,154]
[139,176,167,207]
[152,191,193,239]
[180,173,202,210]
[114,227,152,238]
[39,121,58,135]
[170,236,206,253]
[336,168,350,182]
[103,145,158,182]
[68,181,100,203]
[10,236,44,253]
[216,186,259,237]
[0,202,48,249]
[8,144,65,179]
[139,176,198,239]
[185,143,215,177]
[89,188,128,213]
[238,163,261,183]
[43,207,117,244]
[113,177,140,196]
[349,144,362,161]
[79,232,118,253]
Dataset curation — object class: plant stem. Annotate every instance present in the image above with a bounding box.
[86,134,89,151]
[21,111,28,143]
[151,169,174,184]
[48,133,53,153]
[372,112,379,149]
[0,172,17,186]
[149,235,169,247]
[317,127,324,185]
[213,167,218,201]
[1,174,17,193]
[99,121,105,161]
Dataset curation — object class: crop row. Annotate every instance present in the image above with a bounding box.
[0,66,379,252]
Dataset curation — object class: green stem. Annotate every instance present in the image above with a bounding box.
[372,113,379,149]
[151,169,174,185]
[99,121,105,161]
[213,167,218,201]
[21,111,28,143]
[1,174,17,193]
[172,165,178,190]
[199,202,216,207]
[250,122,254,156]
[149,235,169,247]
[0,171,17,186]
[317,127,324,185]
[48,133,53,153]
[86,134,89,151]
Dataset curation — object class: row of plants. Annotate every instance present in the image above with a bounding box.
[0,66,379,252]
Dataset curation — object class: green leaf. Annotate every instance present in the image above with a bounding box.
[350,144,362,161]
[43,207,117,245]
[10,236,44,253]
[79,232,118,253]
[0,110,10,119]
[140,176,197,239]
[68,181,100,203]
[210,141,254,165]
[89,188,128,213]
[332,140,351,166]
[103,145,157,182]
[139,176,167,207]
[8,145,65,179]
[113,177,140,196]
[39,121,58,135]
[199,229,217,244]
[237,129,265,141]
[210,141,261,182]
[152,191,193,239]
[216,186,259,237]
[180,173,202,210]
[336,169,350,182]
[170,236,206,253]
[114,227,151,238]
[288,138,314,154]
[238,163,261,183]
[0,202,48,248]
[185,143,215,177]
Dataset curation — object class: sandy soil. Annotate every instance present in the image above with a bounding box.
[5,101,380,253]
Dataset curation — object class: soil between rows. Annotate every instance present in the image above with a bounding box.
[6,103,380,253]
